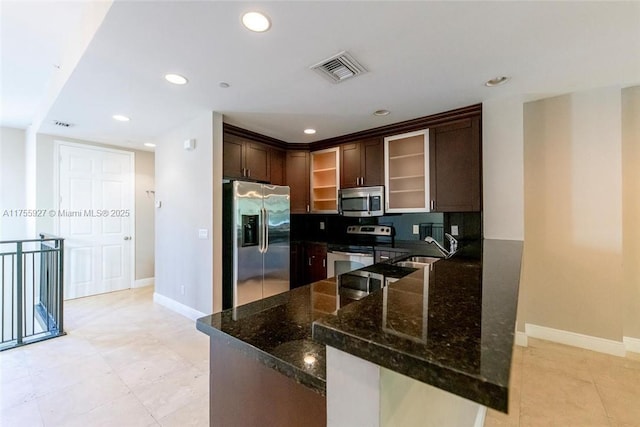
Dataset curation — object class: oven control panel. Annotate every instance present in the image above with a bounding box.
[346,225,394,236]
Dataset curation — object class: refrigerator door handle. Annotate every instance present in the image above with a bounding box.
[258,208,265,253]
[263,208,269,252]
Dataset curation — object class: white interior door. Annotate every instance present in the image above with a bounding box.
[57,143,134,299]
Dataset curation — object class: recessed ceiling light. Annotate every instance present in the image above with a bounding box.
[144,143,156,148]
[165,73,188,85]
[373,109,390,116]
[304,128,316,135]
[113,114,130,122]
[219,82,230,88]
[485,76,510,87]
[242,11,271,32]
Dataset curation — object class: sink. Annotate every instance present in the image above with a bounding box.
[392,256,440,269]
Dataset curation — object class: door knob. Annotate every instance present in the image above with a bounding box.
[124,236,131,241]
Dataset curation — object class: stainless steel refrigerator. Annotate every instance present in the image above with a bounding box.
[223,181,290,309]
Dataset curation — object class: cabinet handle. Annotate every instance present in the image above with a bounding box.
[322,259,326,268]
[355,178,359,186]
[247,168,251,178]
[307,204,310,212]
[430,200,435,210]
[308,257,312,266]
[380,255,389,260]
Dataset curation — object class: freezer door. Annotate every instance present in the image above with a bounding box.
[262,184,290,298]
[234,181,264,307]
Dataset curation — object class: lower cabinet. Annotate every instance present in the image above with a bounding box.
[290,241,305,288]
[305,242,327,285]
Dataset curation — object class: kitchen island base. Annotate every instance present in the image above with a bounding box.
[327,347,487,427]
[209,335,326,427]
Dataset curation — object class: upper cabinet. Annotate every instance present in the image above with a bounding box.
[384,130,430,213]
[340,137,383,188]
[430,118,481,212]
[269,148,286,186]
[223,134,269,182]
[286,150,310,214]
[310,147,340,213]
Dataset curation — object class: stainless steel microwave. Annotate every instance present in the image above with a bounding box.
[338,186,384,217]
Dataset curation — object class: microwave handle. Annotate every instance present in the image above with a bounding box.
[338,192,343,215]
[366,194,371,214]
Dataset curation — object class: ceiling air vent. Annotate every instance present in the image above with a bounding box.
[53,120,74,128]
[310,51,367,84]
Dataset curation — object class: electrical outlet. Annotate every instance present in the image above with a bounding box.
[320,221,325,230]
[412,224,419,235]
[451,225,459,236]
[180,285,185,295]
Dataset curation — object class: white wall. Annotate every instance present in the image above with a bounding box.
[482,97,525,241]
[0,127,27,240]
[154,112,216,315]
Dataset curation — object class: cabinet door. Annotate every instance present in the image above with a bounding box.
[361,137,383,186]
[384,130,430,213]
[223,137,244,179]
[286,151,310,214]
[269,148,286,186]
[245,142,269,182]
[306,243,327,284]
[430,119,481,212]
[290,241,304,288]
[340,142,361,188]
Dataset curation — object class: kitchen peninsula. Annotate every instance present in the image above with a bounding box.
[196,239,522,426]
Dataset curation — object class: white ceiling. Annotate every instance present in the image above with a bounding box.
[2,1,639,151]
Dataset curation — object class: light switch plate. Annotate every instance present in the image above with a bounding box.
[198,229,209,239]
[451,225,459,236]
[412,225,419,235]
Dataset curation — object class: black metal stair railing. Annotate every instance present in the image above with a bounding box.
[1,234,65,351]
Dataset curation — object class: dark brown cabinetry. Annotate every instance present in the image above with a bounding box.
[340,137,383,188]
[290,241,305,288]
[429,118,481,212]
[269,148,285,186]
[223,134,269,182]
[305,242,327,285]
[286,151,310,214]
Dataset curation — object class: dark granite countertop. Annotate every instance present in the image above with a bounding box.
[196,239,522,411]
[313,239,523,412]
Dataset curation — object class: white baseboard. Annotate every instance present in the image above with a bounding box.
[525,323,626,357]
[153,292,206,321]
[623,336,640,354]
[133,277,154,288]
[515,331,528,347]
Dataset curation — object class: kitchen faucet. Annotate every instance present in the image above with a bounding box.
[424,233,458,259]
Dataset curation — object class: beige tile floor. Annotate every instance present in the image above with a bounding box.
[0,286,209,427]
[485,339,640,427]
[2,286,639,427]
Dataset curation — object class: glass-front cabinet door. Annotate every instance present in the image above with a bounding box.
[384,129,430,213]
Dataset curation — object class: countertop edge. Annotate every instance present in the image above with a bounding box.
[196,316,327,396]
[312,320,509,412]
